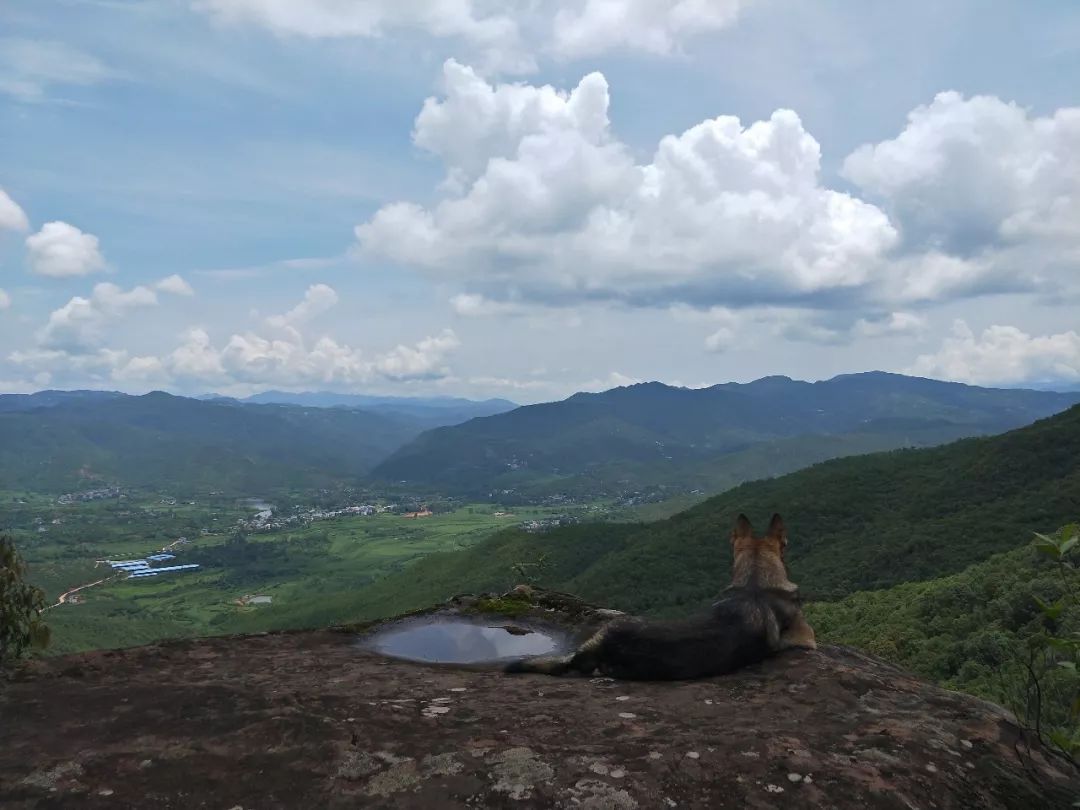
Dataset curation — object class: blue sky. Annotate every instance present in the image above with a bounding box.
[1,0,1079,401]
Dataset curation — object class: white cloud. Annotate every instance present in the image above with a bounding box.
[195,0,533,74]
[165,285,457,386]
[155,274,195,296]
[375,329,461,379]
[168,327,226,380]
[265,283,338,328]
[844,92,1080,281]
[112,355,168,383]
[908,320,1080,385]
[0,289,10,310]
[167,324,460,387]
[193,1,750,73]
[358,61,897,310]
[25,221,107,278]
[551,0,745,60]
[0,38,114,101]
[35,282,158,353]
[8,347,130,381]
[450,292,526,317]
[0,187,30,232]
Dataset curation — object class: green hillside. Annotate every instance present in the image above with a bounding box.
[804,539,1075,695]
[804,525,1080,741]
[374,372,1080,499]
[342,403,1080,620]
[0,392,428,495]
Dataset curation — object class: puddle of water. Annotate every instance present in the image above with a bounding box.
[361,617,570,664]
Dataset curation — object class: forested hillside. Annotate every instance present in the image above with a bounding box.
[343,404,1080,619]
[374,372,1080,498]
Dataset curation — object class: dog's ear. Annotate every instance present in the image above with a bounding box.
[732,513,753,543]
[767,513,787,546]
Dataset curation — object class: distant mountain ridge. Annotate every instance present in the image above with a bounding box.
[373,372,1080,498]
[0,390,508,495]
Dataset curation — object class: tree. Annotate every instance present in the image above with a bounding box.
[0,535,50,665]
[1021,526,1080,759]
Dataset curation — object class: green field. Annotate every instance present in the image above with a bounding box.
[10,497,588,655]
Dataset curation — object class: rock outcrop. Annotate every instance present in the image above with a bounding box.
[2,589,1079,808]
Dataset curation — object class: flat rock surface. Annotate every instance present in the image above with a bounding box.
[3,613,1080,808]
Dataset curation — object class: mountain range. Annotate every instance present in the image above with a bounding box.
[373,372,1080,498]
[0,390,509,494]
[4,373,1079,499]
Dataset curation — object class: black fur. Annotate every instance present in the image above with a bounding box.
[505,587,803,680]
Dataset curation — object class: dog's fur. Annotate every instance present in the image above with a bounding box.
[504,513,816,680]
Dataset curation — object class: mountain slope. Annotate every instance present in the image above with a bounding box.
[374,372,1080,497]
[344,404,1080,619]
[803,531,1080,706]
[0,392,431,494]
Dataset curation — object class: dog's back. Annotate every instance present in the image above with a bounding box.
[505,514,815,680]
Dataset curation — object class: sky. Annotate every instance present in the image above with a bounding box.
[1,0,1079,403]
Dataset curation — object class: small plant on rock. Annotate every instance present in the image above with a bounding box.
[1024,525,1080,759]
[0,534,50,666]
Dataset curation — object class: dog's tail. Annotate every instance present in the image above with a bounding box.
[504,653,577,676]
[505,647,602,676]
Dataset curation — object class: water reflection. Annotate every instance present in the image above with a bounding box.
[362,617,568,664]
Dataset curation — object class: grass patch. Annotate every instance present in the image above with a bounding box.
[468,596,532,617]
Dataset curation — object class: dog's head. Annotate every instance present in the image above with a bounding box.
[730,513,791,588]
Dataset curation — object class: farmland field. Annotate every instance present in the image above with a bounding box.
[4,492,585,655]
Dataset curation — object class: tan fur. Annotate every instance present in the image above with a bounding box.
[506,512,816,679]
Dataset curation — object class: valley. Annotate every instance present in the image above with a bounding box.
[3,377,1079,726]
[8,489,593,655]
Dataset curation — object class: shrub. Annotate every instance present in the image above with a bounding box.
[0,534,50,664]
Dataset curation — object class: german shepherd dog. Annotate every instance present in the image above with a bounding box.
[505,514,815,680]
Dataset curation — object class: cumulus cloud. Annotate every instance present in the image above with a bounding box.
[12,281,461,389]
[0,289,10,310]
[111,355,168,383]
[551,0,745,60]
[0,38,114,101]
[0,187,30,232]
[194,1,750,73]
[844,92,1080,295]
[375,329,461,379]
[358,61,897,310]
[266,283,338,328]
[156,274,195,296]
[166,325,460,387]
[35,282,158,354]
[908,321,1080,385]
[9,285,456,389]
[361,77,1080,319]
[25,221,107,278]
